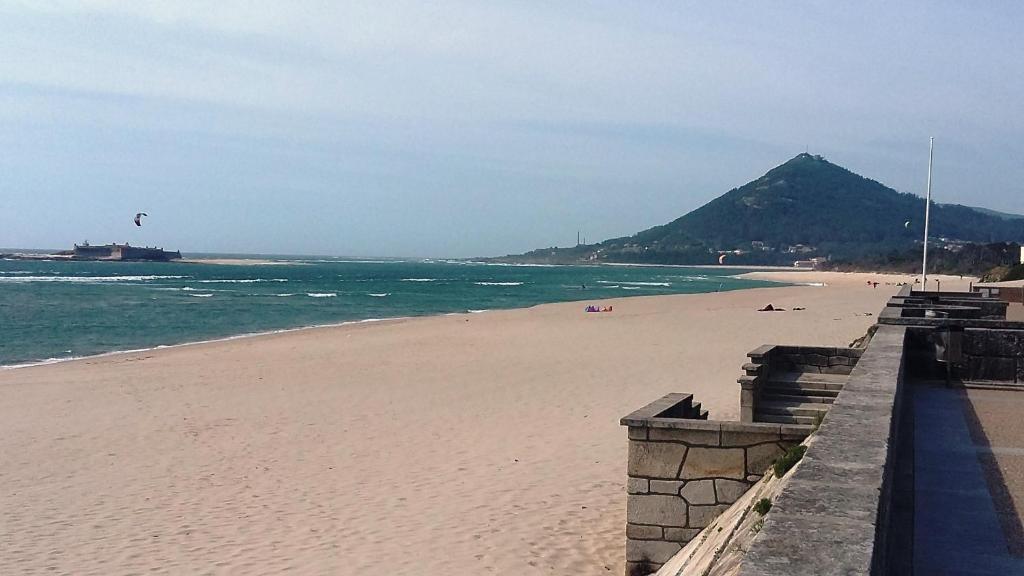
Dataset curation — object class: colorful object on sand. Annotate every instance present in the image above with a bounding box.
[585,305,613,313]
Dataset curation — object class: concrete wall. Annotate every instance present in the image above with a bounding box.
[891,296,1008,320]
[621,394,808,574]
[737,324,910,576]
[907,326,1024,383]
[975,285,1024,305]
[72,244,115,259]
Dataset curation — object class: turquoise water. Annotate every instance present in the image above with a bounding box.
[0,257,779,366]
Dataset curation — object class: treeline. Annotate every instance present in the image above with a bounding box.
[823,242,1022,277]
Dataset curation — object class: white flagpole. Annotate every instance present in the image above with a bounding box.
[922,137,934,289]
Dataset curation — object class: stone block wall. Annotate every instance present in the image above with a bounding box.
[765,345,863,374]
[961,328,1024,382]
[907,327,1024,383]
[621,394,808,575]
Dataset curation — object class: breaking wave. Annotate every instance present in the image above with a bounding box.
[0,275,187,283]
[196,278,288,284]
[597,280,671,287]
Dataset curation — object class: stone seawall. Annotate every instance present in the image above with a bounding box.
[621,394,808,574]
[737,324,909,575]
[621,286,1021,575]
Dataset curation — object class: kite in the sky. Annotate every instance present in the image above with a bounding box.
[134,212,148,227]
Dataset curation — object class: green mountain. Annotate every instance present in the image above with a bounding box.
[508,153,1024,266]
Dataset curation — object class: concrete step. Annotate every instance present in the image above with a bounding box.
[770,371,847,390]
[754,412,817,425]
[760,392,835,405]
[758,400,831,418]
[762,384,840,398]
[690,402,709,420]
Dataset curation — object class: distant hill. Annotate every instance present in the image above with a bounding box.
[505,153,1024,266]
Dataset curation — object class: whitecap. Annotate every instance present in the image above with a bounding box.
[306,292,337,298]
[188,293,214,298]
[479,262,557,267]
[367,293,390,297]
[0,274,188,283]
[599,280,671,287]
[195,278,288,284]
[400,278,437,282]
[474,281,524,286]
[315,259,404,264]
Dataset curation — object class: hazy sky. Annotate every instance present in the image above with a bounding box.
[2,2,1022,257]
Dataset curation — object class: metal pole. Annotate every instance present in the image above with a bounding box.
[922,137,934,290]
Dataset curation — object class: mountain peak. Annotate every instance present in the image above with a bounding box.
[775,152,838,171]
[507,155,1024,266]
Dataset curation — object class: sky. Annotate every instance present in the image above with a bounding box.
[1,1,1022,257]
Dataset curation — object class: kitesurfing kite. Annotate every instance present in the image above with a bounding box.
[134,212,148,227]
[904,220,911,229]
[718,254,727,265]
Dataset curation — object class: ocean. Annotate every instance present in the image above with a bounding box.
[0,257,781,367]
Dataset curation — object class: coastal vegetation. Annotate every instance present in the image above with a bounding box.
[753,497,773,516]
[823,242,1022,277]
[771,445,807,477]
[983,262,1024,282]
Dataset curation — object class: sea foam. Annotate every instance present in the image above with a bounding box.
[0,275,187,283]
[196,278,288,283]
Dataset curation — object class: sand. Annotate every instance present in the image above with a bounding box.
[0,272,971,575]
[179,258,302,266]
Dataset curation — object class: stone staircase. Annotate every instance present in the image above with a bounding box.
[651,392,709,420]
[754,371,846,425]
[738,345,862,424]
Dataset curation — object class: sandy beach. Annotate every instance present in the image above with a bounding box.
[0,272,971,575]
[178,258,302,266]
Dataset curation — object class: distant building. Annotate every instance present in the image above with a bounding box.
[793,257,827,269]
[786,244,816,254]
[72,242,181,261]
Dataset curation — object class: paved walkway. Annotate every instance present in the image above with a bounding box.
[913,383,1024,575]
